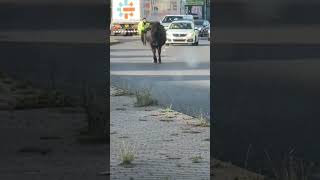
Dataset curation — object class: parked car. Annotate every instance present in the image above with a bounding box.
[189,13,200,20]
[161,15,194,30]
[165,20,199,46]
[194,19,210,37]
[208,28,211,41]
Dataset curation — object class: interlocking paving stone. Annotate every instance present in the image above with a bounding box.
[110,86,210,180]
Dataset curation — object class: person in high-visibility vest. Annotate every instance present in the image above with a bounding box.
[138,17,150,46]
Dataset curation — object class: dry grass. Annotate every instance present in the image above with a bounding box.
[119,141,136,167]
[0,75,74,109]
[195,113,210,127]
[162,104,173,114]
[191,155,203,163]
[159,104,177,122]
[134,89,157,107]
[15,90,74,109]
[112,89,133,96]
[264,150,311,180]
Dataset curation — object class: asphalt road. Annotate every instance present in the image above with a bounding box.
[110,37,210,119]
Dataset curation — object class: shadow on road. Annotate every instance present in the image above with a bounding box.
[111,48,151,52]
[169,44,209,47]
[111,55,167,58]
[111,75,209,82]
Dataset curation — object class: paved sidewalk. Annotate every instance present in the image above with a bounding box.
[110,86,210,180]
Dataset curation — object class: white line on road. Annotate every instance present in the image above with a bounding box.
[111,70,209,76]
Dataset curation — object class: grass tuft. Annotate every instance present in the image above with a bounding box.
[119,141,136,167]
[134,89,157,107]
[191,155,203,163]
[159,104,176,122]
[265,149,311,180]
[113,89,133,96]
[195,113,210,127]
[163,104,173,113]
[14,90,74,109]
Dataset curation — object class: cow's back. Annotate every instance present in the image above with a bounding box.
[146,22,166,47]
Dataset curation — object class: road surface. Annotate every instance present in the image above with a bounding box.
[110,37,210,119]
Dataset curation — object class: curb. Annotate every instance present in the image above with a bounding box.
[110,41,120,46]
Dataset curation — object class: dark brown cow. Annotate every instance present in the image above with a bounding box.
[145,22,167,64]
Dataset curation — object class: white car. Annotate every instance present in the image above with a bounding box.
[165,20,199,46]
[161,15,194,30]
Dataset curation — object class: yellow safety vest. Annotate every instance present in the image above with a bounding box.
[138,21,150,35]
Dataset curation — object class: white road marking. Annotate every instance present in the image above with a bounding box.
[111,70,209,76]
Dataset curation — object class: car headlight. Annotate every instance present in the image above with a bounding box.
[187,32,195,37]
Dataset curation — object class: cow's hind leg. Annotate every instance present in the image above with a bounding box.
[152,47,157,63]
[158,46,162,64]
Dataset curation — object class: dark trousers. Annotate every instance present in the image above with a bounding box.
[141,31,146,45]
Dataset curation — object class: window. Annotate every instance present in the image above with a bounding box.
[169,22,193,29]
[194,20,204,26]
[162,16,183,23]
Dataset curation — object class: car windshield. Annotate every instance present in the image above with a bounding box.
[169,22,192,29]
[194,20,204,26]
[162,16,184,23]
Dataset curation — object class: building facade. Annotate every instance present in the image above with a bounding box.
[185,0,209,20]
[141,0,185,21]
